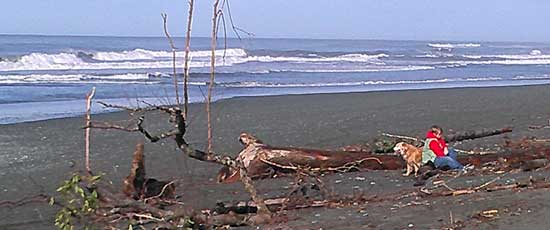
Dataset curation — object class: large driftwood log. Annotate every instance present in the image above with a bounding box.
[367,127,513,153]
[218,133,404,183]
[218,133,550,183]
[445,127,512,142]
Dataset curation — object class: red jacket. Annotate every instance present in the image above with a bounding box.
[426,131,447,157]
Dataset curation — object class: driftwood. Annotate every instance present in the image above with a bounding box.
[445,127,512,142]
[218,133,402,183]
[84,87,96,173]
[218,132,550,183]
[123,143,175,199]
[365,127,513,153]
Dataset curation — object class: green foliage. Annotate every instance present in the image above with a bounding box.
[177,217,195,230]
[52,173,102,230]
[372,137,398,153]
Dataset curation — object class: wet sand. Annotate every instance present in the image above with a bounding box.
[2,84,550,229]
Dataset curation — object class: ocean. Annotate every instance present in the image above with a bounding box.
[1,35,550,124]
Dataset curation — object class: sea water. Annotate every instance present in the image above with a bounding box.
[1,35,550,124]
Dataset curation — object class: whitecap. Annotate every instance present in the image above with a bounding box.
[428,43,481,49]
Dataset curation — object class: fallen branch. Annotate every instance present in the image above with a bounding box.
[529,119,550,130]
[0,194,50,208]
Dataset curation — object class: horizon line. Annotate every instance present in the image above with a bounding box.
[0,32,548,44]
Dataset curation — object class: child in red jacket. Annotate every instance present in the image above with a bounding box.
[422,125,463,170]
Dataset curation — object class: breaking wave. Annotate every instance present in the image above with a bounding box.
[270,65,435,73]
[0,73,160,84]
[428,43,481,49]
[221,77,508,88]
[92,48,247,61]
[0,48,390,72]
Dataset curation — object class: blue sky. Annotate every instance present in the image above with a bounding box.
[2,0,550,42]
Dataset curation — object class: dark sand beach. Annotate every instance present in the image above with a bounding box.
[2,85,550,229]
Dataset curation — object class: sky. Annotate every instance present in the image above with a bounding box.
[2,0,550,42]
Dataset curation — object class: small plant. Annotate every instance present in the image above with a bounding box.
[51,173,102,230]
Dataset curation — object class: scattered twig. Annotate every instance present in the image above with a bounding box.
[449,210,454,229]
[528,119,550,130]
[0,194,51,208]
[143,181,177,203]
[474,172,510,190]
[454,149,498,155]
[382,133,420,142]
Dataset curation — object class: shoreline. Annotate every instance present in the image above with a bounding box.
[3,82,550,125]
[2,84,550,229]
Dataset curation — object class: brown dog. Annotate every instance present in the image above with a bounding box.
[393,142,422,177]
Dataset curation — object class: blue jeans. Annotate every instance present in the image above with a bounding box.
[434,148,463,170]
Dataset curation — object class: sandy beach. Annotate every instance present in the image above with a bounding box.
[2,84,550,229]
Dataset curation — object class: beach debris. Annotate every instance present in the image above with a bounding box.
[367,127,513,154]
[122,143,175,200]
[217,130,550,183]
[82,94,550,229]
[528,118,550,130]
[444,127,512,143]
[479,209,499,218]
[217,132,393,183]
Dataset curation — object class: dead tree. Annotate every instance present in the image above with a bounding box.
[206,0,222,153]
[182,0,195,119]
[161,13,180,107]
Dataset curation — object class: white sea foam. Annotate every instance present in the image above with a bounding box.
[428,43,481,49]
[530,49,542,56]
[245,53,388,63]
[0,73,154,84]
[416,53,455,58]
[0,54,241,71]
[221,77,508,88]
[447,58,550,65]
[461,50,550,62]
[92,48,247,61]
[512,75,550,80]
[0,49,389,72]
[271,65,435,73]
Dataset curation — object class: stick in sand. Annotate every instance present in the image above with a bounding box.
[85,87,96,173]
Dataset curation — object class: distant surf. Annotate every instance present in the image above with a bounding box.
[1,35,550,124]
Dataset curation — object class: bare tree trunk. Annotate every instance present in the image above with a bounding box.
[161,13,180,108]
[182,0,195,119]
[206,0,221,153]
[84,87,96,174]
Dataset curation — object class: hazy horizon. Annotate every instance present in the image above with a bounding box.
[1,33,549,44]
[2,0,550,43]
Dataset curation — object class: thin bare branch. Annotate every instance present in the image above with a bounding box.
[225,0,255,39]
[182,0,195,120]
[161,13,180,108]
[86,121,139,132]
[207,0,221,154]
